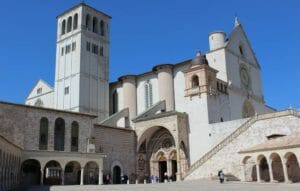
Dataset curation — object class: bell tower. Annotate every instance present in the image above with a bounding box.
[54,3,111,120]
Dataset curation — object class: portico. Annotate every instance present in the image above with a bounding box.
[21,150,105,186]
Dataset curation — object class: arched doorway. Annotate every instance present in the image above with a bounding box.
[258,155,270,182]
[137,126,179,183]
[242,156,256,181]
[113,166,121,184]
[270,153,284,182]
[44,160,62,185]
[285,152,300,182]
[21,159,41,186]
[157,152,167,182]
[84,161,99,185]
[64,161,81,185]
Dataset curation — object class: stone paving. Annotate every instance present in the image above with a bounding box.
[20,180,300,191]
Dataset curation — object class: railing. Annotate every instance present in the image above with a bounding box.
[183,109,297,179]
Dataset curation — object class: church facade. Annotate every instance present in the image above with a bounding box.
[1,3,300,191]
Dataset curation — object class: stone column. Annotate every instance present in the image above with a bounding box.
[256,163,261,182]
[40,169,44,185]
[99,169,103,185]
[154,64,175,111]
[282,160,289,183]
[240,165,246,182]
[80,167,84,185]
[167,159,172,180]
[267,159,274,182]
[61,170,64,185]
[120,75,137,121]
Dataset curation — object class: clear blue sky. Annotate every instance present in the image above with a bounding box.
[0,0,299,110]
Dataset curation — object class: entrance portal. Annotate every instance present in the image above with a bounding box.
[159,161,167,182]
[113,166,121,184]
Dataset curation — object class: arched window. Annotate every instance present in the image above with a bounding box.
[39,117,48,150]
[100,20,105,36]
[54,118,65,151]
[86,14,90,30]
[92,17,98,33]
[71,121,79,152]
[61,20,66,35]
[73,14,78,30]
[67,16,72,33]
[112,90,118,114]
[191,75,199,88]
[144,80,153,109]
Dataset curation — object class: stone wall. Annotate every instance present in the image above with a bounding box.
[0,101,96,153]
[0,135,22,191]
[186,113,300,180]
[92,125,136,180]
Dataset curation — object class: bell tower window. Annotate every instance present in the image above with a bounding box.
[191,75,199,88]
[61,20,66,35]
[73,14,78,30]
[67,16,72,33]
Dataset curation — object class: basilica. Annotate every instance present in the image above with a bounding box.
[1,3,300,191]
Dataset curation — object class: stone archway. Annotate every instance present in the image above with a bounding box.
[64,161,81,185]
[270,153,284,182]
[242,156,256,181]
[21,159,41,186]
[137,126,177,183]
[285,152,300,183]
[84,161,99,185]
[112,165,121,184]
[44,160,62,185]
[258,155,270,182]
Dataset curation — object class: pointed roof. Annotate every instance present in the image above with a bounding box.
[25,79,54,100]
[225,23,261,68]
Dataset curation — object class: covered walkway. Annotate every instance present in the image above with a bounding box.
[21,150,105,186]
[239,135,300,183]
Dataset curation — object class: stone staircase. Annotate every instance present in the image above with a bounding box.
[183,109,298,179]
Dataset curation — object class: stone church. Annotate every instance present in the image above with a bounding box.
[1,2,300,191]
